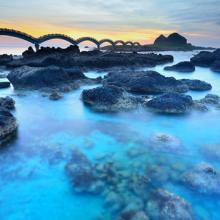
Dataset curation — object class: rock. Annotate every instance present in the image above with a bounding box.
[103,71,188,94]
[7,66,86,89]
[0,96,15,110]
[146,189,194,220]
[104,191,125,212]
[146,93,193,114]
[211,60,220,72]
[0,54,13,65]
[190,51,216,67]
[82,85,141,112]
[164,61,195,72]
[154,33,187,47]
[202,144,220,162]
[182,163,220,195]
[49,91,63,100]
[0,81,10,89]
[180,79,212,91]
[65,148,97,193]
[22,46,35,58]
[6,51,173,69]
[149,133,183,153]
[0,106,17,145]
[118,210,149,220]
[193,101,209,112]
[200,94,220,105]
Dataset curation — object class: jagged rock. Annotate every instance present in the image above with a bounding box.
[190,51,216,67]
[49,91,63,100]
[146,189,194,220]
[7,66,86,89]
[146,93,193,114]
[22,46,35,58]
[0,96,15,110]
[103,71,188,94]
[200,94,220,105]
[182,163,220,195]
[180,79,212,91]
[0,82,10,89]
[164,62,195,72]
[82,85,142,112]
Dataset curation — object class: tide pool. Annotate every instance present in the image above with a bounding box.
[0,51,220,220]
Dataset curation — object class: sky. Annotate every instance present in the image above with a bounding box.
[0,0,220,48]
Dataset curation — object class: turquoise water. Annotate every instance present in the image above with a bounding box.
[0,51,220,220]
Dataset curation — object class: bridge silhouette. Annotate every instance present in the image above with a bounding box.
[0,28,141,51]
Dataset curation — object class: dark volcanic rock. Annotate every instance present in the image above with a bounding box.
[182,163,220,195]
[0,96,15,110]
[180,79,212,91]
[7,66,86,89]
[0,81,10,89]
[6,51,173,69]
[190,51,215,67]
[0,54,13,65]
[146,189,194,220]
[164,62,195,73]
[146,93,193,114]
[0,97,17,145]
[82,85,142,112]
[103,71,188,94]
[211,60,220,72]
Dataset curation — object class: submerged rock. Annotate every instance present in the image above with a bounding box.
[200,94,220,105]
[7,66,86,89]
[103,71,188,94]
[149,133,183,153]
[164,61,195,73]
[146,189,194,220]
[146,93,193,114]
[182,163,220,195]
[180,79,212,91]
[49,91,63,100]
[82,85,142,112]
[202,144,220,162]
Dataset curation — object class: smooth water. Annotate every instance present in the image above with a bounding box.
[0,51,220,220]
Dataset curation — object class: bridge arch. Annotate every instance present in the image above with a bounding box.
[114,40,126,46]
[133,42,141,46]
[125,41,134,46]
[38,34,77,45]
[76,37,99,48]
[99,39,115,48]
[0,28,37,45]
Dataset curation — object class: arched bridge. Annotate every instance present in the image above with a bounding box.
[0,28,142,51]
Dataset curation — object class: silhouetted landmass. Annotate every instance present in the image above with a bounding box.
[103,32,215,52]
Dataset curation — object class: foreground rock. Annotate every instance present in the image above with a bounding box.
[7,66,94,90]
[180,79,212,91]
[0,81,10,89]
[164,61,195,73]
[182,163,220,195]
[82,85,144,112]
[103,71,188,94]
[190,49,220,72]
[146,189,194,220]
[146,93,193,114]
[0,97,17,145]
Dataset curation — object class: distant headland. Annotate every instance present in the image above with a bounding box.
[104,32,215,52]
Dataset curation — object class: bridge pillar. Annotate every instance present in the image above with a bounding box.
[35,44,39,51]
